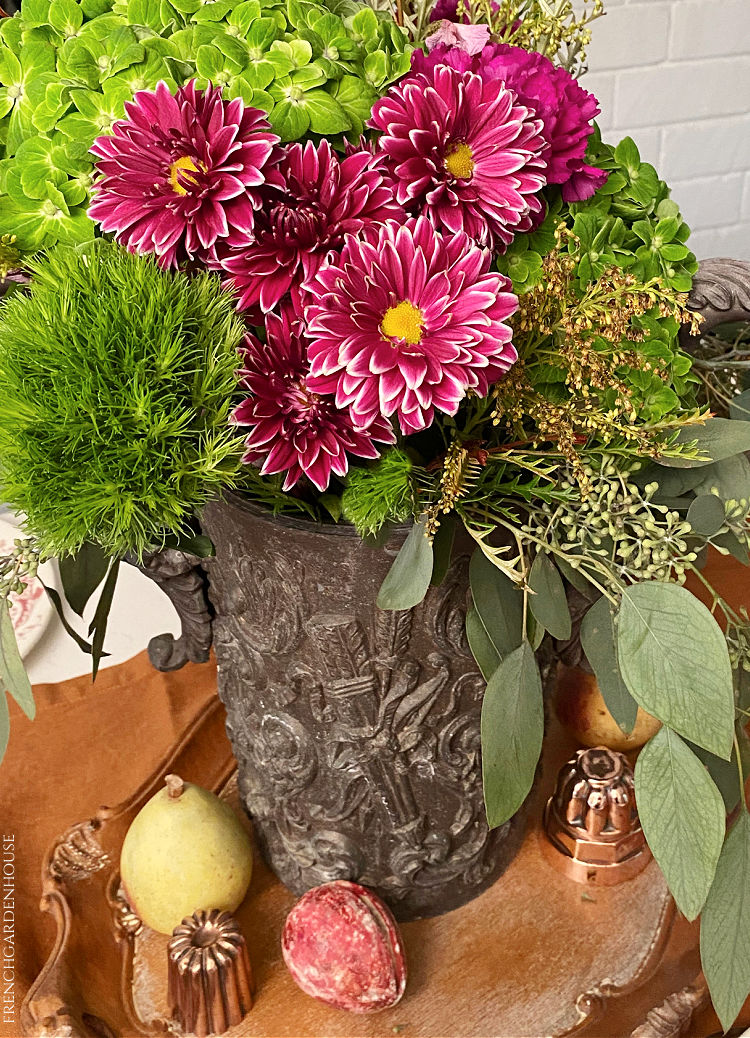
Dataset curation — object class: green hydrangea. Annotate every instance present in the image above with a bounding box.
[498,128,698,300]
[0,0,412,252]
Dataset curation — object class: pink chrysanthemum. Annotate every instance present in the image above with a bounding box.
[305,217,518,435]
[413,44,606,201]
[232,298,394,492]
[218,139,400,315]
[89,80,279,267]
[369,65,547,248]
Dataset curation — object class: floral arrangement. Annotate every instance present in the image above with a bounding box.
[2,0,750,1024]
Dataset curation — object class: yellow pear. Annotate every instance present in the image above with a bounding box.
[555,665,661,753]
[120,774,253,935]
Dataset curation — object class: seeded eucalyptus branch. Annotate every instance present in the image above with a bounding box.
[0,538,40,599]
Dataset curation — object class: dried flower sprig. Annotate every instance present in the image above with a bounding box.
[492,225,703,487]
[491,0,606,75]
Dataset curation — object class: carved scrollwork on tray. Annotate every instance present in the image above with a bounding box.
[49,820,109,883]
[630,977,709,1037]
[109,882,143,939]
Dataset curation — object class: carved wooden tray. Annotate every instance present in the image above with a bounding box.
[22,700,685,1038]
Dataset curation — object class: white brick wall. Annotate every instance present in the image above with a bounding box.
[586,0,750,260]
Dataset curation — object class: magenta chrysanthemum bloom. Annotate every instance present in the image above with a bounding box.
[369,65,547,248]
[305,217,518,436]
[413,44,606,201]
[218,139,400,315]
[429,0,501,22]
[89,81,279,267]
[232,298,395,492]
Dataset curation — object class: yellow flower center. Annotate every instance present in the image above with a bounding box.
[381,300,424,345]
[444,141,474,180]
[169,156,201,195]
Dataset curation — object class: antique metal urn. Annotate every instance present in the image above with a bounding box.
[202,498,526,920]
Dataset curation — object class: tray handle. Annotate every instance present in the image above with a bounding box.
[130,547,212,672]
[683,256,750,337]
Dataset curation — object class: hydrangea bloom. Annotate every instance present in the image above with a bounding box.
[89,81,279,266]
[369,64,547,248]
[426,19,491,55]
[412,43,606,201]
[305,217,518,435]
[218,139,400,315]
[232,297,395,492]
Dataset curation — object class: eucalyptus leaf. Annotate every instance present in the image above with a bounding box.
[713,529,750,565]
[692,453,750,505]
[0,598,34,720]
[481,640,543,828]
[377,518,433,611]
[635,726,725,920]
[430,516,455,587]
[580,595,637,734]
[636,461,708,499]
[617,582,735,759]
[469,548,523,658]
[59,540,109,616]
[555,555,596,598]
[659,418,750,468]
[466,606,500,681]
[687,495,726,538]
[730,389,750,421]
[526,611,544,651]
[0,691,8,764]
[688,737,746,813]
[528,552,571,640]
[701,811,750,1031]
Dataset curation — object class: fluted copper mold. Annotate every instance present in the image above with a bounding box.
[167,909,254,1036]
[542,746,651,885]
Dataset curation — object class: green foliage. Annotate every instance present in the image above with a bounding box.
[0,596,35,765]
[701,810,750,1032]
[481,640,543,827]
[527,551,570,640]
[0,0,412,251]
[571,131,698,292]
[376,517,433,610]
[635,726,725,920]
[469,547,523,659]
[341,448,414,537]
[58,540,109,615]
[0,240,244,558]
[498,131,698,300]
[579,595,637,733]
[660,417,750,468]
[617,581,735,759]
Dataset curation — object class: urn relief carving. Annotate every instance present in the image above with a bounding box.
[200,496,527,920]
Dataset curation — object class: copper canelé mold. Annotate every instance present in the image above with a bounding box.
[543,746,651,885]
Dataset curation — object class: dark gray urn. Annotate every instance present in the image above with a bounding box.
[198,494,526,920]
